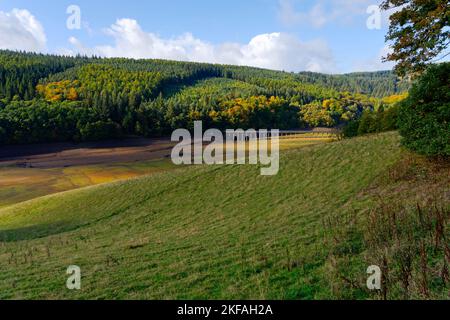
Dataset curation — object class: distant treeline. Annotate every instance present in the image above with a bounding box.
[0,50,409,145]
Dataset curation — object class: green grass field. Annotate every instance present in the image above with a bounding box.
[0,132,448,300]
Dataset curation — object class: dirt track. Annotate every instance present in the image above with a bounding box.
[0,138,177,169]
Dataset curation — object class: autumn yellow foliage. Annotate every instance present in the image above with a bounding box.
[36,80,81,102]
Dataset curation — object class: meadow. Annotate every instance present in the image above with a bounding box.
[0,132,447,299]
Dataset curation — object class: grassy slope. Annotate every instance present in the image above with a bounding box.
[0,133,446,299]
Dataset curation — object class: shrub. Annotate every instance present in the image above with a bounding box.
[398,63,450,157]
[79,120,122,141]
[342,120,360,138]
[343,105,400,138]
[357,110,378,135]
[380,104,399,132]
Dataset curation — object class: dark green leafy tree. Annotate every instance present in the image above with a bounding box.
[382,0,450,76]
[397,63,450,156]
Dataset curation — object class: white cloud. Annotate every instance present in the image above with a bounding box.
[0,9,46,51]
[278,0,328,28]
[278,0,378,28]
[67,18,337,73]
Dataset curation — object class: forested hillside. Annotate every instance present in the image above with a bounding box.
[0,50,409,145]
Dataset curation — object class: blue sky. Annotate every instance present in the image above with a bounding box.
[0,0,394,74]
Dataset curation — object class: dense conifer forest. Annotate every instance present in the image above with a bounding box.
[0,50,409,145]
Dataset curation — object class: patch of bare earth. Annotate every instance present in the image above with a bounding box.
[0,138,176,169]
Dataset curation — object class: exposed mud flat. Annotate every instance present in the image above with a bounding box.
[0,138,176,169]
